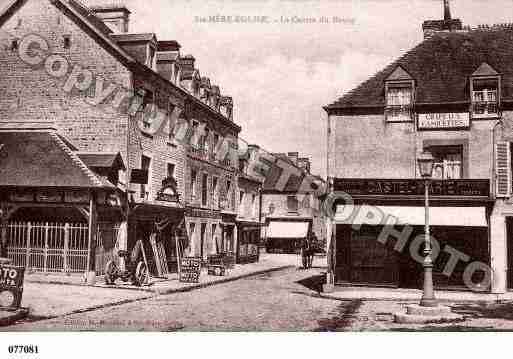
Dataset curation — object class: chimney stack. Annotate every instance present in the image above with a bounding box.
[90,4,131,33]
[287,152,299,166]
[422,0,462,39]
[444,0,451,21]
[178,55,195,73]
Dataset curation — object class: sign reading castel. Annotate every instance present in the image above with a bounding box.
[418,112,470,130]
[334,179,490,198]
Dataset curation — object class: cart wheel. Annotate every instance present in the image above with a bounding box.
[104,260,117,285]
[133,261,147,287]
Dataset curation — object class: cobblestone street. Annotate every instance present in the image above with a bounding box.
[5,268,358,332]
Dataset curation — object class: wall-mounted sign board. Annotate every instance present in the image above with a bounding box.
[418,112,470,130]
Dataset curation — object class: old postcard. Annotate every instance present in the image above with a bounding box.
[1,0,513,357]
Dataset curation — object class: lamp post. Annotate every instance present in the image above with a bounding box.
[417,151,438,307]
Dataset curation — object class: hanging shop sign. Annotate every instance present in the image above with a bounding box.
[418,112,470,130]
[156,177,179,203]
[0,264,25,310]
[179,257,201,283]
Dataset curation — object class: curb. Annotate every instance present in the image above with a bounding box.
[318,293,503,303]
[0,308,29,327]
[25,265,294,293]
[13,265,294,326]
[152,265,294,295]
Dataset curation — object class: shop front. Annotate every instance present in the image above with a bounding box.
[236,221,261,264]
[332,178,493,291]
[0,130,126,276]
[265,219,311,254]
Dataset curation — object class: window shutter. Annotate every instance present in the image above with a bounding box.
[496,141,511,198]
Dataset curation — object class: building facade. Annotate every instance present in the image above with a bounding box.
[325,2,513,293]
[0,0,245,276]
[261,152,325,254]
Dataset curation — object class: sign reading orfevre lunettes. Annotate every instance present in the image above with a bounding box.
[334,179,490,197]
[418,112,470,130]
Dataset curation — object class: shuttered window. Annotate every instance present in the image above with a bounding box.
[496,141,511,198]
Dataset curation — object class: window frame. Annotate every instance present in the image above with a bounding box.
[470,75,501,119]
[201,173,209,207]
[140,154,152,200]
[384,80,415,123]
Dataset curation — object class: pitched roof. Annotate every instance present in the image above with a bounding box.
[77,152,126,170]
[326,28,513,110]
[110,32,157,43]
[156,52,179,62]
[0,130,108,188]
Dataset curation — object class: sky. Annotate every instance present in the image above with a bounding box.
[6,0,513,176]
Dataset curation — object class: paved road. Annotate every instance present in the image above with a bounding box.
[7,268,357,332]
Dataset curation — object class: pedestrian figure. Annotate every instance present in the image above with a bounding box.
[301,238,309,270]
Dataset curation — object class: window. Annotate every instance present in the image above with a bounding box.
[239,191,245,205]
[147,45,156,69]
[226,180,232,209]
[191,121,199,147]
[212,176,218,208]
[472,78,499,118]
[10,39,18,51]
[204,128,210,152]
[168,103,176,140]
[63,35,71,49]
[190,169,197,199]
[212,224,218,253]
[287,195,299,213]
[213,133,220,151]
[167,163,175,178]
[251,194,257,218]
[200,223,207,259]
[385,82,413,122]
[201,173,208,207]
[427,146,463,180]
[140,155,151,199]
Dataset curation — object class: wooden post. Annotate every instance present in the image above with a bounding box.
[63,223,70,274]
[26,222,31,270]
[43,222,49,274]
[86,195,98,284]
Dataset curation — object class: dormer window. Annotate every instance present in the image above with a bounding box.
[384,66,414,123]
[147,45,156,69]
[471,63,500,119]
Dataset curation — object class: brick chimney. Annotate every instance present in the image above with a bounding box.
[178,55,195,73]
[287,152,299,166]
[90,4,131,33]
[156,40,181,82]
[422,0,462,39]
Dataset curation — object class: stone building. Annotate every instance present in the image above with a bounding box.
[0,0,243,276]
[260,152,325,253]
[324,0,513,294]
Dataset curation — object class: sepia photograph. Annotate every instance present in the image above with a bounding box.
[2,0,513,354]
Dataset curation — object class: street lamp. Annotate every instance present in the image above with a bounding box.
[417,151,438,307]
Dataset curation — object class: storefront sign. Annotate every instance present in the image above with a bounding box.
[64,191,90,204]
[0,265,25,309]
[179,257,201,283]
[418,112,470,130]
[186,208,221,219]
[9,192,34,202]
[36,191,63,203]
[334,179,490,197]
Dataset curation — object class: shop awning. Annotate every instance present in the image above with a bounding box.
[335,205,487,227]
[266,221,309,239]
